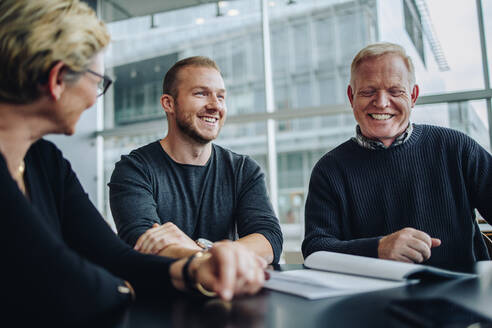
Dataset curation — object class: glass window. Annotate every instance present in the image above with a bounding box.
[214,43,230,80]
[232,41,247,81]
[403,0,425,64]
[110,53,176,126]
[379,0,485,94]
[413,100,490,151]
[271,26,290,76]
[104,0,265,129]
[314,16,335,71]
[294,76,314,108]
[276,113,355,252]
[229,86,255,115]
[269,0,377,112]
[274,81,290,111]
[103,132,165,223]
[337,11,361,63]
[217,121,267,157]
[318,73,339,105]
[293,21,311,72]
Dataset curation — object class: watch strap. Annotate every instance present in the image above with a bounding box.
[182,251,203,291]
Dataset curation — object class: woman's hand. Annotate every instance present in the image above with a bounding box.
[170,241,267,300]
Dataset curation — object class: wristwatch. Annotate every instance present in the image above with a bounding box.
[196,238,214,250]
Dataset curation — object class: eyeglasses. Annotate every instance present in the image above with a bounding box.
[86,69,113,97]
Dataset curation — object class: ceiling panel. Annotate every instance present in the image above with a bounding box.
[101,0,218,22]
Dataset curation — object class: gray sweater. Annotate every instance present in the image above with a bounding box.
[109,141,283,263]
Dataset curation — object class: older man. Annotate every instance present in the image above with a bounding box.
[109,56,282,264]
[302,42,491,270]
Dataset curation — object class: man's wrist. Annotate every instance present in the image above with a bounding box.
[158,244,203,258]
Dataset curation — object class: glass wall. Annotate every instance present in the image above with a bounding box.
[423,0,485,93]
[99,0,492,261]
[104,0,265,129]
[268,0,375,253]
[413,100,490,150]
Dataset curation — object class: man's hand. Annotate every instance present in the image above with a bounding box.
[170,241,267,300]
[134,222,201,255]
[378,227,441,263]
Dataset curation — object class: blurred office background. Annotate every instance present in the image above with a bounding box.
[49,0,492,263]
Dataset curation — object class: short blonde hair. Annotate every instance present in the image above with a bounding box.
[350,42,416,88]
[0,0,110,104]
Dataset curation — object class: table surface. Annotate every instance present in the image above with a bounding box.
[105,262,492,328]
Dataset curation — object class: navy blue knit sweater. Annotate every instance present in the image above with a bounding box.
[303,124,491,270]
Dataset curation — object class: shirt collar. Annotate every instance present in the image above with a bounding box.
[352,123,413,150]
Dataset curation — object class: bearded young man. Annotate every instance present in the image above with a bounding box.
[109,57,282,264]
[302,43,491,271]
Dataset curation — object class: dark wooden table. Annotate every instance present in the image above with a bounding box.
[106,262,492,327]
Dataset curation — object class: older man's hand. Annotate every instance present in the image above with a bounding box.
[378,227,441,263]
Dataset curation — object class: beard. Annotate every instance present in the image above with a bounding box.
[174,103,220,145]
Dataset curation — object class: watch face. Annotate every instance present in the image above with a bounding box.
[196,238,214,250]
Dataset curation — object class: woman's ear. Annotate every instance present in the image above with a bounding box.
[46,62,66,101]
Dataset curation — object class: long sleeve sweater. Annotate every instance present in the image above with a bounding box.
[1,139,176,325]
[303,124,491,270]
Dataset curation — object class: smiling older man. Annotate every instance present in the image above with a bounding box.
[109,56,282,264]
[302,42,491,270]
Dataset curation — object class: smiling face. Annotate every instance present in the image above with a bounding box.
[167,65,227,144]
[347,54,419,147]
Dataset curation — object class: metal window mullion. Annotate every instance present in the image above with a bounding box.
[261,0,278,215]
[476,0,491,89]
[476,0,492,148]
[96,0,105,213]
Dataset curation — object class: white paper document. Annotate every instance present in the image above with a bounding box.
[304,251,477,281]
[264,251,477,300]
[264,269,408,300]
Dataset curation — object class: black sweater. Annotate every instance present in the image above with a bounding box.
[1,139,176,325]
[303,124,491,270]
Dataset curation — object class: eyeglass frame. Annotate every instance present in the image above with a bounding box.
[86,69,113,97]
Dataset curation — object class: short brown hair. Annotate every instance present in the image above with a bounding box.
[350,42,416,88]
[162,56,220,99]
[0,0,110,104]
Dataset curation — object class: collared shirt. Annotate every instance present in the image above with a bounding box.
[351,123,414,150]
